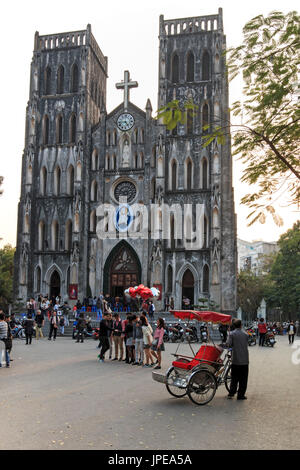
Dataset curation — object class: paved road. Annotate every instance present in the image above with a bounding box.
[0,335,299,450]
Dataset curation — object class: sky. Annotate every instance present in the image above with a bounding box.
[0,0,299,248]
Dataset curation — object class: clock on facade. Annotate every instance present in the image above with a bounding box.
[117,113,135,131]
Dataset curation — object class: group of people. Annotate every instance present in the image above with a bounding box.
[97,311,165,370]
[252,318,298,346]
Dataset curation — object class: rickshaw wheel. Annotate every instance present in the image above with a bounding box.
[166,367,187,398]
[187,369,217,405]
[224,365,232,393]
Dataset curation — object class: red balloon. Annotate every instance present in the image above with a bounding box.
[128,287,137,298]
[139,287,153,300]
[135,284,145,295]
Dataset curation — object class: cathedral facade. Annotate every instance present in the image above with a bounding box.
[14,9,237,312]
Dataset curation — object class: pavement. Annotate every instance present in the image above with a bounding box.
[0,335,299,450]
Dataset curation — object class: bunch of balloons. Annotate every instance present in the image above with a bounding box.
[124,284,160,301]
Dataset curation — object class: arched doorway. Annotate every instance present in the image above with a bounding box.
[103,241,141,298]
[182,269,194,308]
[50,270,61,299]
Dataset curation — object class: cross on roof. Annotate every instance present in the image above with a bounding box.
[116,70,138,111]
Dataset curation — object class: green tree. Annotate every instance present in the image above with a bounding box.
[0,244,15,308]
[266,221,300,318]
[237,269,269,320]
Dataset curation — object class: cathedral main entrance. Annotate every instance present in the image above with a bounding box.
[103,241,141,298]
[182,269,194,308]
[50,270,61,299]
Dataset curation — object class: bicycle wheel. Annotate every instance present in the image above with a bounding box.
[166,367,187,398]
[187,370,217,405]
[224,365,232,393]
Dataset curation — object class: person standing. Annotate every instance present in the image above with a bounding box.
[76,313,86,343]
[35,309,45,340]
[112,313,123,361]
[226,319,249,400]
[5,314,13,362]
[151,317,165,370]
[148,301,155,321]
[59,315,65,336]
[23,313,35,345]
[125,315,135,364]
[287,321,296,344]
[48,311,58,341]
[98,313,115,362]
[0,313,10,367]
[132,316,144,365]
[258,318,267,346]
[141,315,154,367]
[107,313,114,359]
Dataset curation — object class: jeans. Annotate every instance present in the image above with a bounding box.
[289,334,295,344]
[0,340,10,366]
[26,333,33,344]
[259,333,266,346]
[134,338,144,363]
[229,364,249,398]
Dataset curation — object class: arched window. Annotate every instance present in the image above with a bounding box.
[171,160,177,191]
[91,149,98,170]
[151,177,156,201]
[134,128,138,144]
[215,53,220,74]
[187,108,193,135]
[38,220,45,250]
[187,51,195,82]
[67,165,74,195]
[51,220,59,250]
[54,166,61,196]
[186,158,193,190]
[140,129,145,144]
[202,158,208,189]
[202,103,209,131]
[70,63,79,93]
[65,220,72,251]
[139,152,144,168]
[157,157,163,177]
[90,210,96,232]
[78,113,84,132]
[113,130,117,146]
[76,162,82,182]
[57,65,65,94]
[105,154,110,170]
[134,153,138,169]
[24,214,30,233]
[45,66,51,95]
[40,167,47,195]
[26,165,32,185]
[69,114,76,144]
[91,180,98,202]
[43,115,50,145]
[203,215,208,248]
[106,131,111,146]
[202,51,210,81]
[35,266,41,293]
[56,115,63,144]
[203,264,209,292]
[172,53,179,83]
[170,215,175,249]
[151,147,156,168]
[167,265,173,292]
[112,154,116,170]
[213,207,219,228]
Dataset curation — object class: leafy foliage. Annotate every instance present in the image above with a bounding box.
[0,244,15,307]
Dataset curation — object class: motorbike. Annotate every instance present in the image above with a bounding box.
[163,325,170,342]
[169,322,184,342]
[200,325,208,343]
[265,330,276,347]
[184,324,198,343]
[11,321,26,339]
[246,327,257,346]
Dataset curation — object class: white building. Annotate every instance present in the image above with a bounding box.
[237,239,279,275]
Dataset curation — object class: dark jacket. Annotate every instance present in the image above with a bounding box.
[113,319,122,337]
[226,328,249,365]
[35,313,44,327]
[125,323,133,339]
[99,319,114,337]
[23,318,35,334]
[77,318,86,331]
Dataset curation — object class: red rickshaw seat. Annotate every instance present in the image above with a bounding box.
[172,345,222,371]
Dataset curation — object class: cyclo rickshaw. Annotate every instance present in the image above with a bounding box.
[152,310,232,405]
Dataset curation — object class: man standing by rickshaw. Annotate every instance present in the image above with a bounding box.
[226,319,249,400]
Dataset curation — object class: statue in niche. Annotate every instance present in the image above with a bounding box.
[121,139,130,167]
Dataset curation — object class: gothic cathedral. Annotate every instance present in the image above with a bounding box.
[14,9,237,313]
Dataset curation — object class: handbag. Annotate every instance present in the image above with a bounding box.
[152,338,158,346]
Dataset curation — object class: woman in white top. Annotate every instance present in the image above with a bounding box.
[141,315,154,367]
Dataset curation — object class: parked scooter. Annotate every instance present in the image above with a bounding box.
[184,324,198,343]
[169,322,184,342]
[200,324,208,343]
[246,327,257,346]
